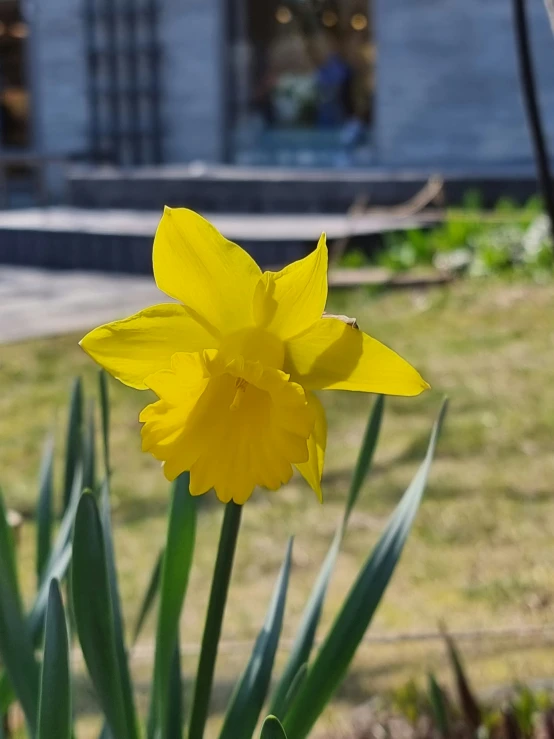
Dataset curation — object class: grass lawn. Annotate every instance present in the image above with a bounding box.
[2,277,554,736]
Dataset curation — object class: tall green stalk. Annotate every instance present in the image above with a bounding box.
[188,502,243,739]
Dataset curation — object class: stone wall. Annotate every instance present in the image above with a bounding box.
[373,0,554,167]
[159,0,225,162]
[29,0,89,162]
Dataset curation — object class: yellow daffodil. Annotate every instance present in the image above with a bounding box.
[80,208,429,504]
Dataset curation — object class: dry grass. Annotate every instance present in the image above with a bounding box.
[2,277,554,736]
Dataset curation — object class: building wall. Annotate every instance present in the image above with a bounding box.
[28,0,554,177]
[29,0,89,159]
[373,0,554,167]
[159,0,225,162]
[26,0,89,198]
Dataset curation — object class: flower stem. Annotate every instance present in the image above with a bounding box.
[188,501,243,739]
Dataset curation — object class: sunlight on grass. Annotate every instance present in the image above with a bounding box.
[3,278,554,734]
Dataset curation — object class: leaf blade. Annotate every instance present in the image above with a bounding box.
[82,400,97,493]
[63,377,83,511]
[427,673,449,739]
[165,637,184,739]
[28,466,83,639]
[98,370,111,479]
[219,539,293,739]
[0,489,40,734]
[36,435,55,585]
[149,473,196,739]
[72,493,138,739]
[344,394,385,525]
[269,395,384,717]
[99,481,139,738]
[283,400,448,738]
[260,716,288,739]
[133,548,164,645]
[38,579,71,739]
[442,627,481,729]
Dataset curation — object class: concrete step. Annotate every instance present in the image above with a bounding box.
[67,163,541,213]
[0,207,438,273]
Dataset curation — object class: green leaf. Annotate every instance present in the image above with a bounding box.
[29,466,83,638]
[149,473,196,739]
[98,370,111,479]
[0,671,13,716]
[269,526,337,721]
[427,673,449,738]
[283,400,448,739]
[0,468,82,718]
[72,493,138,739]
[343,394,384,525]
[63,377,83,511]
[260,716,288,739]
[166,637,184,739]
[0,489,40,734]
[0,679,12,724]
[133,548,164,644]
[83,400,97,494]
[269,395,384,717]
[0,489,21,609]
[219,539,293,739]
[29,545,72,639]
[99,481,139,738]
[501,707,523,739]
[97,725,111,739]
[0,543,73,717]
[442,627,481,729]
[281,664,307,717]
[36,435,55,585]
[38,580,71,739]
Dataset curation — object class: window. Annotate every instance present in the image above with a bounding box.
[230,0,374,165]
[84,0,162,165]
[0,0,30,149]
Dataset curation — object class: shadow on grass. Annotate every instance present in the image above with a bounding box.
[504,487,554,504]
[112,484,219,524]
[70,634,554,727]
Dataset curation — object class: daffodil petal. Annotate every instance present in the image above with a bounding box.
[253,233,328,340]
[153,207,262,334]
[284,317,430,395]
[80,304,217,389]
[295,393,327,501]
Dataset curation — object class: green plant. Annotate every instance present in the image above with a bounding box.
[0,375,446,737]
[379,228,437,271]
[0,376,91,735]
[339,248,369,268]
[423,632,554,739]
[351,194,554,280]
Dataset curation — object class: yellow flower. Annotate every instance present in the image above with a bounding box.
[80,208,429,504]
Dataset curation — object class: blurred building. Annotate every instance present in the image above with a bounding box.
[2,0,554,185]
